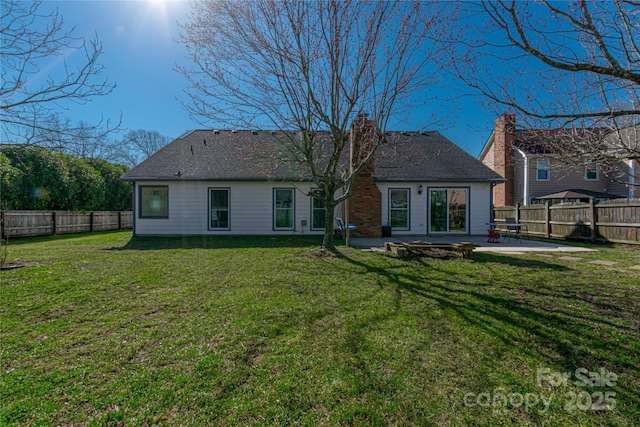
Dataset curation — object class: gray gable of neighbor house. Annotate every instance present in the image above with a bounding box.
[121,129,504,183]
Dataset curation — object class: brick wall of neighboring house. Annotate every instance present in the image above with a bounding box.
[348,115,382,238]
[491,114,516,207]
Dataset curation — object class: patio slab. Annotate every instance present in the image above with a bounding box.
[349,235,597,254]
[558,256,584,261]
[588,260,619,266]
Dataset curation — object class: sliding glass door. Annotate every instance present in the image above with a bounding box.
[429,188,468,233]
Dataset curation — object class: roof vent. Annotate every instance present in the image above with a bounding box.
[213,130,220,134]
[270,131,276,135]
[231,129,238,134]
[402,131,411,136]
[252,130,258,135]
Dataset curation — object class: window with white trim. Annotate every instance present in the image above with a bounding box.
[274,188,295,230]
[389,188,409,230]
[537,159,550,181]
[209,188,230,229]
[585,161,599,181]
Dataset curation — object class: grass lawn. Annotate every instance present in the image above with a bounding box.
[1,231,639,426]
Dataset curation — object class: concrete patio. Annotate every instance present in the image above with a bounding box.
[349,235,597,253]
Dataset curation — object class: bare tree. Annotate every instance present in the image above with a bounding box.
[28,117,120,161]
[450,0,639,180]
[0,0,117,145]
[114,129,171,168]
[177,0,445,248]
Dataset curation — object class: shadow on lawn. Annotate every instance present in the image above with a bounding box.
[335,251,640,411]
[471,252,571,270]
[108,235,329,250]
[1,230,131,246]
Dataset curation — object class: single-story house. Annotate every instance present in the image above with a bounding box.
[121,122,504,237]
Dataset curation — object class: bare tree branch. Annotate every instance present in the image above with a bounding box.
[112,129,171,168]
[446,0,639,182]
[177,0,446,248]
[1,0,117,145]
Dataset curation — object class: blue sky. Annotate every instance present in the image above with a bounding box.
[30,0,497,157]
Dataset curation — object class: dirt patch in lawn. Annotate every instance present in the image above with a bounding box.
[297,247,343,259]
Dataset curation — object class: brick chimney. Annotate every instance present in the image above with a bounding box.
[492,114,516,207]
[348,114,382,238]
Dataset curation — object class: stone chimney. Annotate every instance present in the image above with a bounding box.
[348,114,382,238]
[492,113,516,207]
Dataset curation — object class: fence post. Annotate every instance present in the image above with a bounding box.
[545,202,550,239]
[118,211,122,230]
[0,211,4,239]
[90,212,94,232]
[589,198,597,242]
[52,211,57,235]
[515,203,520,224]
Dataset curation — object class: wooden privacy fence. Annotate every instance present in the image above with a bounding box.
[0,211,133,238]
[494,199,640,245]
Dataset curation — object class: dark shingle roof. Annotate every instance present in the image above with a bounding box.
[534,189,624,200]
[121,129,503,183]
[374,131,504,182]
[120,130,308,181]
[514,128,610,155]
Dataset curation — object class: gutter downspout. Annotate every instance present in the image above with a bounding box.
[515,147,529,206]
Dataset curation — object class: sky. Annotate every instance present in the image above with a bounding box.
[21,0,498,157]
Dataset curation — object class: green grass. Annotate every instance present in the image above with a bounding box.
[1,231,639,426]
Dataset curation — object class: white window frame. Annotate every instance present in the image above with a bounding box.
[585,161,599,181]
[388,188,410,230]
[273,188,295,230]
[209,188,230,230]
[536,158,550,181]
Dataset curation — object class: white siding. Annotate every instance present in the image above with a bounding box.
[133,180,494,236]
[133,181,330,236]
[377,182,493,235]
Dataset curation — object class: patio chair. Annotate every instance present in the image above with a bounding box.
[336,218,357,239]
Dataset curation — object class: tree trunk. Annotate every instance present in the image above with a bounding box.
[322,202,337,250]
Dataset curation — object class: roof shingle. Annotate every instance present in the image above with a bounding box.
[121,129,503,183]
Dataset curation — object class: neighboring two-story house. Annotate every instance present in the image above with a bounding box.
[479,114,637,206]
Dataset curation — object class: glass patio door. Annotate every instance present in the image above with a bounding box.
[429,189,468,233]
